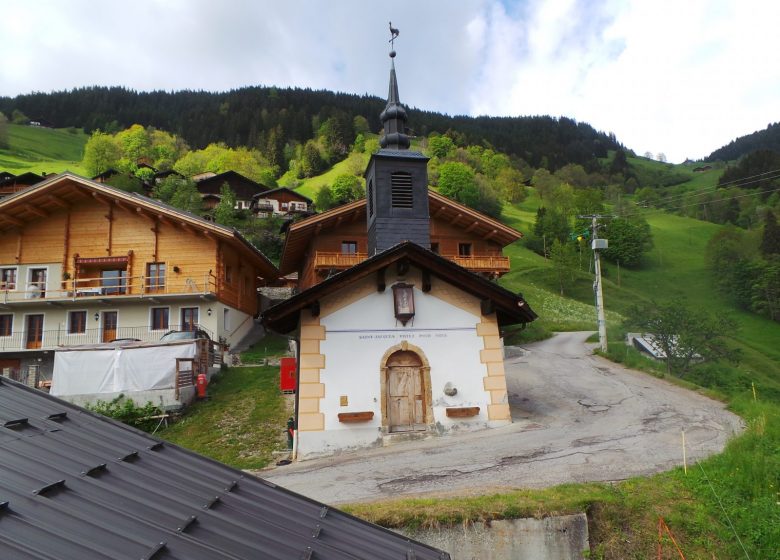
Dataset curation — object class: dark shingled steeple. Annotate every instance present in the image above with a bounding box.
[365,44,430,255]
[379,55,410,150]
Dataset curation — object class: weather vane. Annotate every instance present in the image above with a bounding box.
[389,21,399,51]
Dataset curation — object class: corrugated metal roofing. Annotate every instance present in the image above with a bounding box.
[0,377,449,560]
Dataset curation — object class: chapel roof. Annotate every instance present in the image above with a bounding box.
[263,240,537,333]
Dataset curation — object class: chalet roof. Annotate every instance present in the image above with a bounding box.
[91,168,121,180]
[264,241,537,333]
[0,172,278,280]
[278,191,523,275]
[0,376,449,560]
[0,171,44,186]
[252,187,313,203]
[193,170,271,197]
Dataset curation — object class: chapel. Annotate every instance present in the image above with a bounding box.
[263,45,537,459]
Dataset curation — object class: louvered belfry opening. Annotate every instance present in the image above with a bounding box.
[390,172,413,208]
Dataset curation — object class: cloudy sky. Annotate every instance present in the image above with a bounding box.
[2,0,778,162]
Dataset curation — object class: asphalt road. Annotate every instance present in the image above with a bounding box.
[261,332,743,504]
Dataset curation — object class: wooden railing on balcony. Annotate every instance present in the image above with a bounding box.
[448,255,510,273]
[313,252,367,269]
[313,251,510,274]
[0,272,218,304]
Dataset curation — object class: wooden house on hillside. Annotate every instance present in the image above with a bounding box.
[251,187,312,217]
[279,190,521,290]
[194,170,270,210]
[0,172,44,198]
[0,172,278,385]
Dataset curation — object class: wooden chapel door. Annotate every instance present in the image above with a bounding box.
[386,351,425,432]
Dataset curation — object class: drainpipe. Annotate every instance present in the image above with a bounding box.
[292,327,301,461]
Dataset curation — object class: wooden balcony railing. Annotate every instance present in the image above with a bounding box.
[0,272,218,304]
[313,252,510,274]
[448,255,510,273]
[313,252,367,269]
[0,323,218,353]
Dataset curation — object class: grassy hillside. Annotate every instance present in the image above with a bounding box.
[0,124,88,175]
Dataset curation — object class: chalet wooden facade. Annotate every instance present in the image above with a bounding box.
[0,172,278,384]
[194,170,270,210]
[0,172,44,198]
[252,187,312,217]
[279,190,522,290]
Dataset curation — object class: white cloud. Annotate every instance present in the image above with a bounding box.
[1,0,778,162]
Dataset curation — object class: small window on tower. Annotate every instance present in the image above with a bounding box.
[368,179,374,217]
[390,172,413,208]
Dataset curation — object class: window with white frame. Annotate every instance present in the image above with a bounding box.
[0,267,17,290]
[68,311,87,334]
[0,314,12,336]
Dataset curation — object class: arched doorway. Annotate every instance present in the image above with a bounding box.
[380,342,433,433]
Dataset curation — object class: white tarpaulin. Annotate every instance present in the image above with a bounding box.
[51,341,197,396]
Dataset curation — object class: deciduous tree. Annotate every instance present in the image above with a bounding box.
[601,217,653,267]
[82,131,121,176]
[438,161,478,207]
[626,301,739,376]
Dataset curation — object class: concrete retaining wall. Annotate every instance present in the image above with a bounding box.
[397,513,589,560]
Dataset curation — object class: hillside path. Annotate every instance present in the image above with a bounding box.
[260,332,743,504]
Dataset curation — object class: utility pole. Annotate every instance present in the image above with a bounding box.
[578,214,611,352]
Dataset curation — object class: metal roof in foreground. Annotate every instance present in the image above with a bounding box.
[0,377,449,560]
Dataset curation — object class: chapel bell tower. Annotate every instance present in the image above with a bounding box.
[365,41,431,256]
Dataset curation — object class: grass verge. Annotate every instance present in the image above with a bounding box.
[158,365,288,469]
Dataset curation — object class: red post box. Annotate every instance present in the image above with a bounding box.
[280,357,297,392]
[196,373,208,398]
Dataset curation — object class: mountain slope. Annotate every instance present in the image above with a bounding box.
[708,121,780,161]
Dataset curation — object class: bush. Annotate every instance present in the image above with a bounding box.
[86,395,164,432]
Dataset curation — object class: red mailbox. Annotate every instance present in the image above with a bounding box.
[280,357,297,392]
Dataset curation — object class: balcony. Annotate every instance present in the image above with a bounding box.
[313,252,510,275]
[0,272,218,306]
[0,324,216,352]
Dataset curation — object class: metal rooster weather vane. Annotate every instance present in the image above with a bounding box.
[389,21,399,50]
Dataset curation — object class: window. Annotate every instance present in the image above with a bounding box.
[0,268,17,290]
[430,242,440,254]
[341,241,358,255]
[458,243,472,257]
[181,307,199,331]
[225,264,233,285]
[151,307,169,331]
[223,308,231,331]
[146,263,166,292]
[68,311,86,334]
[391,172,413,208]
[29,268,47,298]
[0,314,12,337]
[367,179,374,217]
[102,269,127,295]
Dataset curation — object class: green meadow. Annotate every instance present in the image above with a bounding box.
[0,124,88,175]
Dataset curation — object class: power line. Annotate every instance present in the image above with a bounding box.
[620,185,780,219]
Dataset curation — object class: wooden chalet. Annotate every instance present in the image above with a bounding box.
[194,170,270,210]
[279,190,522,290]
[0,172,44,198]
[251,187,313,216]
[0,172,278,385]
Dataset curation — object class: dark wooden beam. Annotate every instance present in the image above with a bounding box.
[0,214,25,227]
[449,212,463,225]
[310,301,320,318]
[465,221,479,233]
[46,195,69,209]
[396,259,410,276]
[376,268,386,292]
[421,270,431,293]
[483,229,498,241]
[480,299,495,316]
